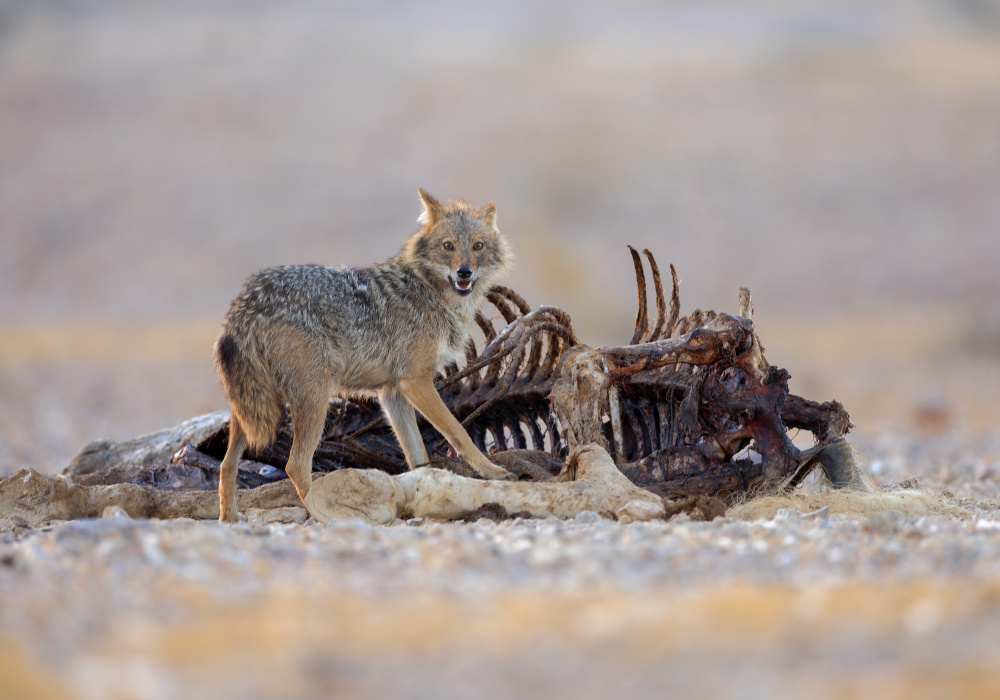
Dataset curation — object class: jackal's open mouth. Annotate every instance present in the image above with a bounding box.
[449,276,475,295]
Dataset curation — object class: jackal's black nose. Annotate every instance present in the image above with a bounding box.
[455,265,473,280]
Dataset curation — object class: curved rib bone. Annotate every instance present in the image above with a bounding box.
[666,263,681,338]
[628,245,649,344]
[644,249,668,341]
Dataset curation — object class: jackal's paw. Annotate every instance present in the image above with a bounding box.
[479,464,514,481]
[219,509,245,525]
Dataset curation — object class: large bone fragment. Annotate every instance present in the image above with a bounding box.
[305,444,662,525]
[64,411,230,476]
[549,349,612,451]
[603,313,755,377]
[0,469,300,528]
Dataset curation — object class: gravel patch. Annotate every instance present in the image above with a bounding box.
[2,498,1000,699]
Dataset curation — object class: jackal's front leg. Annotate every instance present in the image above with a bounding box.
[397,377,511,480]
[380,388,431,468]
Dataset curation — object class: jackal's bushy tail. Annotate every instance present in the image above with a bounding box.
[214,331,282,451]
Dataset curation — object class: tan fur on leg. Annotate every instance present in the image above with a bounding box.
[380,389,430,468]
[398,376,511,479]
[218,417,247,523]
[285,395,328,504]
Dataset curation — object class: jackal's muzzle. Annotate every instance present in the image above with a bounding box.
[450,265,475,295]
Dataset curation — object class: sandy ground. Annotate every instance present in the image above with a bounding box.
[1,2,999,698]
[2,461,1000,700]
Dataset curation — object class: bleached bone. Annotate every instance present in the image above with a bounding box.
[64,411,230,476]
[0,469,300,528]
[4,446,665,527]
[305,444,663,525]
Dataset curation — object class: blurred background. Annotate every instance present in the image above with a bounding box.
[1,0,998,475]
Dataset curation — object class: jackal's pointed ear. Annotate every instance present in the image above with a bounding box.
[417,187,444,227]
[481,201,497,230]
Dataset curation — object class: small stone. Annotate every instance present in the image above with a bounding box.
[573,511,602,524]
[0,516,30,531]
[244,507,309,525]
[863,510,903,535]
[0,550,18,569]
[616,500,665,524]
[802,506,830,519]
[101,506,132,521]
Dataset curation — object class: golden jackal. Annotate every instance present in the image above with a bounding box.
[213,188,512,522]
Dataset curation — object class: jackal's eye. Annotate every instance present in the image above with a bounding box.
[443,241,454,251]
[473,241,484,251]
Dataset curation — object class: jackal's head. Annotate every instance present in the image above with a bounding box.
[400,187,512,298]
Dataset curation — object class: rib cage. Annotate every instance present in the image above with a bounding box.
[439,286,577,454]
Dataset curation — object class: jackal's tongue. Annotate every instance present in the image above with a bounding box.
[455,279,473,291]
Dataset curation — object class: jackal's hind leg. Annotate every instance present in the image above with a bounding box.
[398,376,511,480]
[286,396,327,505]
[219,416,247,524]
